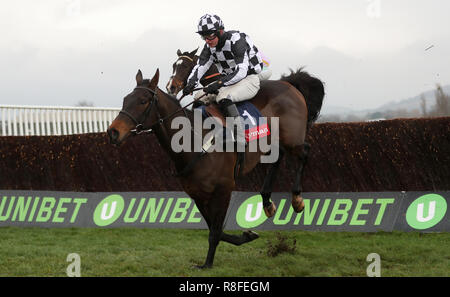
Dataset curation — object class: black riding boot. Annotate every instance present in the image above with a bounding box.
[219,98,246,178]
[219,98,247,150]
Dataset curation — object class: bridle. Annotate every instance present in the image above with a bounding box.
[168,55,197,83]
[177,55,196,64]
[117,78,209,177]
[172,54,221,83]
[119,86,161,135]
[119,85,205,135]
[120,55,208,136]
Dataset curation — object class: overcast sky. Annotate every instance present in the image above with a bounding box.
[1,0,449,112]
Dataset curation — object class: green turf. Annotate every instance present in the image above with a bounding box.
[0,227,448,276]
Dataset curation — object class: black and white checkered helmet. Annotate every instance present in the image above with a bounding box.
[196,14,224,35]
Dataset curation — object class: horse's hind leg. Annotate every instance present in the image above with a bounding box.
[290,142,310,213]
[202,228,258,269]
[221,230,259,246]
[260,146,285,217]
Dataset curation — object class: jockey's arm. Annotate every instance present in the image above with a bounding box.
[221,36,250,86]
[187,47,214,87]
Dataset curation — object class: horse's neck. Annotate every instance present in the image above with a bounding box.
[153,88,182,146]
[152,89,194,168]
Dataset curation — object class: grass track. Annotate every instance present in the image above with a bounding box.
[0,227,448,277]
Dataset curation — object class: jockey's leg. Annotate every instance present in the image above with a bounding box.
[216,74,260,104]
[216,75,260,149]
[218,98,246,149]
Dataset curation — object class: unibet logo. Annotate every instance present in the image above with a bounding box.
[406,194,447,230]
[93,194,125,226]
[236,194,268,228]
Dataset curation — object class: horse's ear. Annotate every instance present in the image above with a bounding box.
[177,49,182,56]
[190,47,199,56]
[149,68,159,89]
[136,69,143,85]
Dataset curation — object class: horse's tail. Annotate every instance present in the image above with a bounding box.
[280,68,325,126]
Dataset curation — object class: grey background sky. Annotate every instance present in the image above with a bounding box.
[1,0,449,112]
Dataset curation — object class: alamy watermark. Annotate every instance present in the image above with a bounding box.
[366,253,381,277]
[170,110,280,164]
[66,253,81,277]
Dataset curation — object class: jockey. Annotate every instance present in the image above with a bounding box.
[183,14,269,146]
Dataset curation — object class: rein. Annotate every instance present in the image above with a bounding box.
[119,86,206,135]
[118,83,211,178]
[121,53,208,136]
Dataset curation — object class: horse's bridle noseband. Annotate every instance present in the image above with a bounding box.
[119,86,160,135]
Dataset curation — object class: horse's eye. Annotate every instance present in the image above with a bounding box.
[141,99,147,105]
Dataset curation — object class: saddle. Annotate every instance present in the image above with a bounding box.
[189,101,270,179]
[197,101,270,143]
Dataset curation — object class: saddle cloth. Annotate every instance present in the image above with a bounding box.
[197,101,270,143]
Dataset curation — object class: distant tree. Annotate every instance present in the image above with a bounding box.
[420,94,427,117]
[433,84,449,117]
[319,84,449,123]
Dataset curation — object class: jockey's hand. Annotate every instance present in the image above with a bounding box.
[192,100,206,108]
[182,83,196,97]
[204,80,223,95]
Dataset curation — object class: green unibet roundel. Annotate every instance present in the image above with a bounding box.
[236,194,268,228]
[93,194,125,226]
[406,194,447,230]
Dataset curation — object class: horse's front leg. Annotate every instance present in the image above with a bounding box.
[197,228,221,269]
[196,187,232,269]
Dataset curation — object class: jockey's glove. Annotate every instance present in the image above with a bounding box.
[204,80,223,95]
[192,100,205,108]
[182,83,196,97]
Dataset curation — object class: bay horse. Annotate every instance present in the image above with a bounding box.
[166,48,324,211]
[107,61,324,268]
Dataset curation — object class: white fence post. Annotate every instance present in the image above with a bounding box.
[0,105,120,136]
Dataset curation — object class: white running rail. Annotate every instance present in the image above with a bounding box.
[0,105,120,136]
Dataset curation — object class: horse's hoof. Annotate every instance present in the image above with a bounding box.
[264,202,277,218]
[243,230,259,241]
[193,264,212,270]
[292,194,305,213]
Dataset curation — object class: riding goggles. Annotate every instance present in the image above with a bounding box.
[201,33,218,41]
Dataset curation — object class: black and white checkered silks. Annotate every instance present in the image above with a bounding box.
[187,31,264,87]
[197,14,224,33]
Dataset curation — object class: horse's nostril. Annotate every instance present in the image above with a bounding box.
[107,128,119,142]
